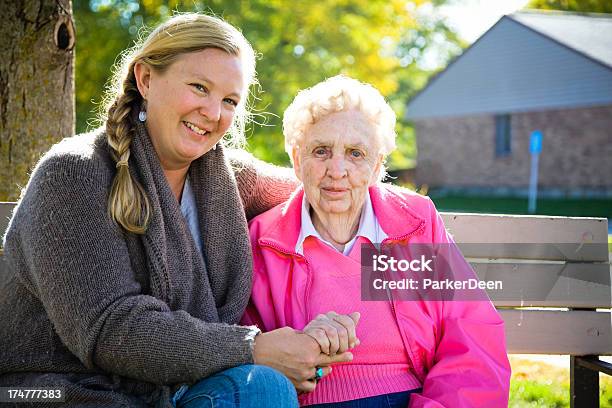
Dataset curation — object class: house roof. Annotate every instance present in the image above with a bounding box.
[405,10,612,120]
[509,11,612,69]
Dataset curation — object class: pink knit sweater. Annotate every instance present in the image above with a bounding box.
[295,236,421,406]
[294,237,421,406]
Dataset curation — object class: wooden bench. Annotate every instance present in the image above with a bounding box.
[1,202,610,406]
[441,212,611,407]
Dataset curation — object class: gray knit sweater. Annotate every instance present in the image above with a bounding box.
[0,120,297,407]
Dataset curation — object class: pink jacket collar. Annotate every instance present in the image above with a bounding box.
[255,184,426,254]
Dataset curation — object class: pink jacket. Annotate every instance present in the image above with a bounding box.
[243,184,511,407]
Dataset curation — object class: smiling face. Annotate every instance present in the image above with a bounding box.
[135,48,245,171]
[293,109,383,218]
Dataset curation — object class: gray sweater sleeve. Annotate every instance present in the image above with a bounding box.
[227,149,299,220]
[14,154,259,385]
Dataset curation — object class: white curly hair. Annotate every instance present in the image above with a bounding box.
[282,75,397,167]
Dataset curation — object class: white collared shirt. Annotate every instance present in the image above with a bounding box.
[295,191,388,256]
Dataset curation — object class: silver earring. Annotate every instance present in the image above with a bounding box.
[212,143,217,151]
[138,100,147,122]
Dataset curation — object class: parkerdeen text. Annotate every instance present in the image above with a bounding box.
[372,278,503,291]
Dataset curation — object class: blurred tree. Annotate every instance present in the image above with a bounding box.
[73,0,462,168]
[527,0,612,13]
[0,0,75,201]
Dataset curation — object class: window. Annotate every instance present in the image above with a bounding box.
[495,114,511,157]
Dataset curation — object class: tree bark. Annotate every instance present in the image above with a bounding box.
[0,0,75,201]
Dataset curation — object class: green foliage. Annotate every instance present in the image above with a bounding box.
[73,0,463,167]
[526,0,612,13]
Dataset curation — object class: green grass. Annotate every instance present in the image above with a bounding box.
[428,195,612,219]
[510,357,612,407]
[510,380,569,408]
[510,379,612,407]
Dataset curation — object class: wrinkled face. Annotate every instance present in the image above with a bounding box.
[292,109,383,217]
[136,48,244,170]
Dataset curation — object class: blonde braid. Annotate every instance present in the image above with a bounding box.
[106,66,150,234]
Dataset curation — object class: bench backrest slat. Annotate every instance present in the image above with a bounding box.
[442,213,609,262]
[501,309,611,355]
[472,262,611,308]
[0,202,15,243]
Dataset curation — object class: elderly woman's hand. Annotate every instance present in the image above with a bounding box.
[304,311,361,356]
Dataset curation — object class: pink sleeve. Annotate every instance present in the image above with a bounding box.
[240,299,265,328]
[239,233,276,332]
[240,280,276,332]
[409,199,511,407]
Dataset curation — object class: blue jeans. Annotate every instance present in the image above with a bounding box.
[172,364,298,407]
[306,389,421,408]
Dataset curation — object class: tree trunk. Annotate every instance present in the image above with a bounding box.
[0,0,75,201]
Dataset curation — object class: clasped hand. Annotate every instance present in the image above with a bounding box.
[253,311,360,393]
[303,311,361,356]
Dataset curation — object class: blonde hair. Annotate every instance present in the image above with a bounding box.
[101,13,257,234]
[282,75,397,165]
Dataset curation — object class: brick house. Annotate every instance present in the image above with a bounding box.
[405,11,612,196]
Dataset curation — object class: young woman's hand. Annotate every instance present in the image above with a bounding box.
[252,326,353,393]
[303,311,360,356]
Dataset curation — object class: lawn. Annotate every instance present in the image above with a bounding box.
[428,195,612,219]
[510,356,612,407]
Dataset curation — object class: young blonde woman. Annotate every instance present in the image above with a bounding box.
[0,14,351,407]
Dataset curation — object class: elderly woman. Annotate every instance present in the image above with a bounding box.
[0,13,353,408]
[243,76,511,407]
